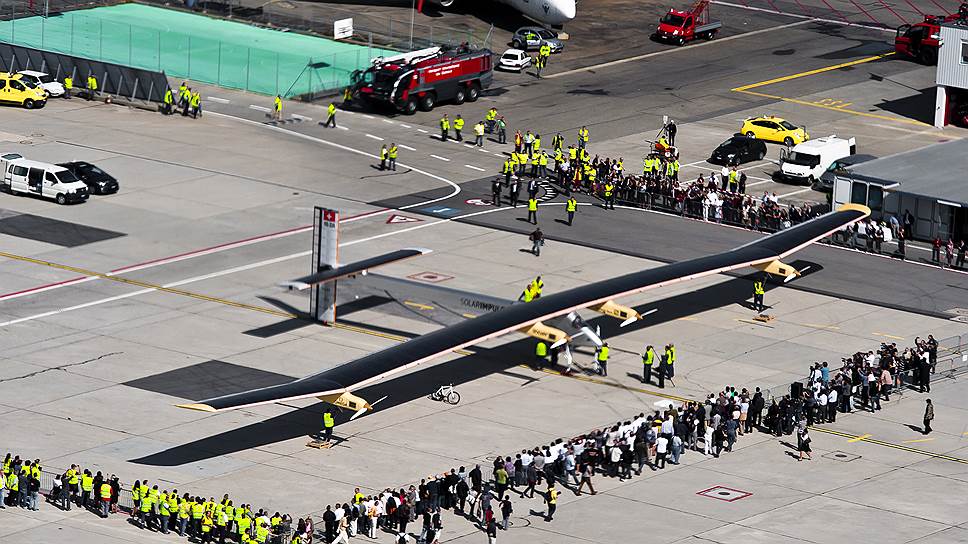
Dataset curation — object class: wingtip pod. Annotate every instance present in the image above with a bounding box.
[404,247,434,255]
[176,403,218,413]
[836,203,871,217]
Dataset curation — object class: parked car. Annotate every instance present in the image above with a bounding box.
[56,161,120,194]
[708,134,767,165]
[0,153,88,204]
[511,26,564,52]
[740,115,809,146]
[17,70,65,97]
[0,72,47,109]
[498,49,532,72]
[813,153,876,193]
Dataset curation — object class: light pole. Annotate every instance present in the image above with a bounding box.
[409,0,415,51]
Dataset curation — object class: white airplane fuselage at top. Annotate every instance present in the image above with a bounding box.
[432,0,576,26]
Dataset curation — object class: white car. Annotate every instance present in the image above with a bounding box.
[498,49,532,72]
[17,70,65,97]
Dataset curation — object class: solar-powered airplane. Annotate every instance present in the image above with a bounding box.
[178,204,869,419]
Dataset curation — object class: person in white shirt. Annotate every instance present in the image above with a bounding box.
[660,416,674,437]
[826,388,838,422]
[817,391,828,423]
[655,436,669,469]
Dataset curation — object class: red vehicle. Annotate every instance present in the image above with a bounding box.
[350,45,493,115]
[653,0,721,46]
[894,13,962,65]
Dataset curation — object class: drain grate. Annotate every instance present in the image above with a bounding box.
[823,451,861,462]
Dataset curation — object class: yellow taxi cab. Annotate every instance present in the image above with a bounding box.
[0,72,47,109]
[740,115,808,146]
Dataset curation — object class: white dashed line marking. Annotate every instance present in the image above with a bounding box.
[399,144,416,151]
[417,129,429,133]
[362,114,375,120]
[465,165,485,171]
[208,97,230,104]
[430,154,451,162]
[382,119,395,124]
[366,134,385,141]
[400,124,412,128]
[248,105,271,112]
[337,126,349,131]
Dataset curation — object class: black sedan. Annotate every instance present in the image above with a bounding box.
[56,161,120,195]
[708,135,768,166]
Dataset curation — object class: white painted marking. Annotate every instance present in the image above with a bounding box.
[547,20,813,79]
[399,144,417,151]
[465,164,486,172]
[777,187,813,199]
[366,134,385,141]
[248,104,271,112]
[399,124,412,128]
[291,113,312,121]
[430,154,451,162]
[382,119,395,124]
[361,114,375,120]
[417,129,429,133]
[337,126,349,131]
[711,1,894,33]
[208,97,230,104]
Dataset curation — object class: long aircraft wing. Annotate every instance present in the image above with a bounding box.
[179,204,869,412]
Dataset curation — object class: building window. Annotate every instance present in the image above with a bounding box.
[962,41,968,64]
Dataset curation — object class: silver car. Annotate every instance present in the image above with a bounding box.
[511,26,564,53]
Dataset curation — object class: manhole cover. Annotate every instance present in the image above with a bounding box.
[823,451,860,462]
[696,486,752,502]
[408,271,454,283]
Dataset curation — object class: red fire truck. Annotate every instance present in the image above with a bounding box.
[653,0,722,46]
[350,45,493,115]
[894,13,964,65]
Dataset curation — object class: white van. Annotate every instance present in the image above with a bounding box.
[1,153,89,204]
[777,135,856,185]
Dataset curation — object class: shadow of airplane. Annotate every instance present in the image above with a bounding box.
[130,263,818,466]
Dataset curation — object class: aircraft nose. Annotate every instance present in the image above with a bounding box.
[553,0,576,22]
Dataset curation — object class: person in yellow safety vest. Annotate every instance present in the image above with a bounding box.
[580,147,590,164]
[530,276,543,298]
[517,151,529,175]
[453,114,464,142]
[503,157,514,184]
[657,135,668,150]
[139,488,154,529]
[568,145,577,162]
[178,498,192,537]
[192,497,205,535]
[439,113,450,141]
[642,345,656,384]
[665,159,676,180]
[553,148,563,169]
[530,152,541,178]
[98,481,112,518]
[387,143,398,171]
[273,94,283,121]
[578,126,589,149]
[323,102,337,128]
[168,493,180,531]
[485,107,497,133]
[354,488,365,504]
[80,470,94,507]
[665,343,676,379]
[217,507,229,540]
[586,165,597,186]
[539,43,551,65]
[255,520,270,543]
[63,75,73,99]
[158,491,170,532]
[86,73,98,101]
[131,482,142,516]
[292,534,302,544]
[533,134,541,152]
[596,342,609,376]
[474,121,485,147]
[323,410,335,442]
[565,196,578,226]
[162,88,173,115]
[67,465,79,504]
[552,133,563,151]
[603,182,615,210]
[545,484,557,521]
[342,86,352,104]
[670,158,679,181]
[190,91,201,119]
[527,197,538,224]
[752,277,765,312]
[237,508,252,540]
[178,81,188,107]
[519,283,534,303]
[202,510,215,540]
[224,501,235,534]
[616,157,625,180]
[539,151,549,178]
[728,167,738,192]
[535,340,548,369]
[380,145,388,170]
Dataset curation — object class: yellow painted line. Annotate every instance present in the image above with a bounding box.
[734,89,931,127]
[732,52,895,92]
[462,313,477,319]
[902,438,936,444]
[816,427,968,465]
[404,300,435,311]
[736,318,772,327]
[873,332,905,340]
